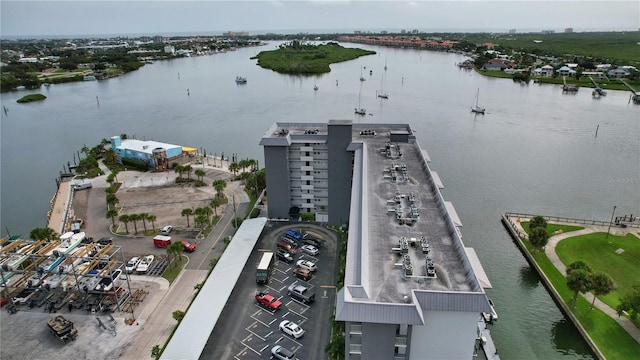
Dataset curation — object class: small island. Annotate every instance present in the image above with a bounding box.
[17,94,47,103]
[251,41,376,75]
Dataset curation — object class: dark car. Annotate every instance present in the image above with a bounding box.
[276,249,294,263]
[293,267,312,281]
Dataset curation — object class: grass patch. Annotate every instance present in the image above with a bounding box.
[520,237,640,359]
[16,93,46,103]
[162,255,187,284]
[555,232,640,309]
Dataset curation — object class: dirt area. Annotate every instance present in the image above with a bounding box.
[71,168,233,234]
[0,277,168,360]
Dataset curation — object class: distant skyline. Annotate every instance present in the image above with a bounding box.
[1,1,639,38]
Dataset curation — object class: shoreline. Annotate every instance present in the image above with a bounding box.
[501,212,640,360]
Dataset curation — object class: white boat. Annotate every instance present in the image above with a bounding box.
[40,232,85,273]
[235,76,247,84]
[355,81,366,115]
[471,88,485,114]
[377,73,389,99]
[314,84,318,91]
[482,298,499,322]
[94,268,122,292]
[136,255,155,273]
[359,66,366,81]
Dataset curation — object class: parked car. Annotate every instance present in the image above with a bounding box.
[181,240,196,252]
[296,259,317,272]
[161,225,173,235]
[271,345,296,360]
[255,291,282,310]
[293,267,312,281]
[276,249,294,263]
[287,283,315,304]
[301,236,323,249]
[300,244,319,256]
[125,257,140,273]
[279,320,305,339]
[277,240,297,254]
[280,236,299,248]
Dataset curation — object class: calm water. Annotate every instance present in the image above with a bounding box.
[2,42,639,359]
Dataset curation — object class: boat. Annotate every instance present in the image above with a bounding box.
[482,298,499,322]
[377,73,389,99]
[359,66,366,82]
[235,76,247,84]
[355,82,366,115]
[314,84,318,91]
[136,254,155,273]
[39,232,85,273]
[83,75,96,81]
[471,88,485,114]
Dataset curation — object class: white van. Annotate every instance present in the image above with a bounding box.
[74,180,92,190]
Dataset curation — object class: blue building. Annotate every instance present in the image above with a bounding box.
[110,136,185,171]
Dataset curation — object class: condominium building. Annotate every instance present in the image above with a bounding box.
[260,120,494,359]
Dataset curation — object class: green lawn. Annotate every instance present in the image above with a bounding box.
[555,232,640,309]
[162,255,187,284]
[521,238,640,359]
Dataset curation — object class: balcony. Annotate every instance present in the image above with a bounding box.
[301,175,314,181]
[300,146,314,152]
[301,165,314,171]
[349,344,362,355]
[301,184,314,190]
[300,156,314,162]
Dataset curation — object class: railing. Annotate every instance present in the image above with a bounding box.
[504,212,640,228]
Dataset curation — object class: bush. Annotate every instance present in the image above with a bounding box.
[249,208,261,218]
[121,157,148,171]
[17,94,46,103]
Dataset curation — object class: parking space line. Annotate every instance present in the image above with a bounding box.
[259,344,269,353]
[287,307,310,319]
[239,341,262,356]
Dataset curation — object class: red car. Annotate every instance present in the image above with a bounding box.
[255,291,282,310]
[181,240,196,252]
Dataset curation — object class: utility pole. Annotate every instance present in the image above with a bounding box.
[605,205,617,241]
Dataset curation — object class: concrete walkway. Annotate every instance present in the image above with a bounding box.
[119,269,209,360]
[510,217,640,343]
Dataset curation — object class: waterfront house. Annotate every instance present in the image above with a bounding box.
[607,67,630,79]
[556,65,576,77]
[533,64,554,77]
[482,58,511,71]
[110,136,186,171]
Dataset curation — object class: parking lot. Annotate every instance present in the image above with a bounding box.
[201,223,338,360]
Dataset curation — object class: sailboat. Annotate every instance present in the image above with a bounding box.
[377,72,389,99]
[471,88,485,114]
[359,66,366,82]
[355,82,366,115]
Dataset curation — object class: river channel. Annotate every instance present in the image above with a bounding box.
[1,41,639,359]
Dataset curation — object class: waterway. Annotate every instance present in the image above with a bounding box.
[1,41,639,359]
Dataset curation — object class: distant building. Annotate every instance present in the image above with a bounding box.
[607,67,630,79]
[564,28,574,33]
[541,30,555,34]
[556,65,577,77]
[164,45,175,54]
[110,136,185,171]
[509,29,517,34]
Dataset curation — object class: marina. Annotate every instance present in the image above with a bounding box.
[1,41,638,360]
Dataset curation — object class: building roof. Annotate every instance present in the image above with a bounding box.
[117,139,182,154]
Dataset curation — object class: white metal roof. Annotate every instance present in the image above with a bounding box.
[464,247,492,289]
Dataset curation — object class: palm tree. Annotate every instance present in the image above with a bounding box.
[210,198,221,218]
[104,148,117,167]
[195,214,208,230]
[140,213,149,233]
[106,208,118,228]
[182,208,193,227]
[174,164,184,179]
[129,213,140,234]
[29,227,58,241]
[228,162,239,176]
[588,272,614,310]
[106,194,119,210]
[238,159,250,172]
[81,145,90,158]
[183,164,192,180]
[147,214,157,232]
[212,179,227,199]
[194,169,205,182]
[167,241,184,267]
[119,214,130,234]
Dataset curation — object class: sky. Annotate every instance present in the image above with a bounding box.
[1,0,639,37]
